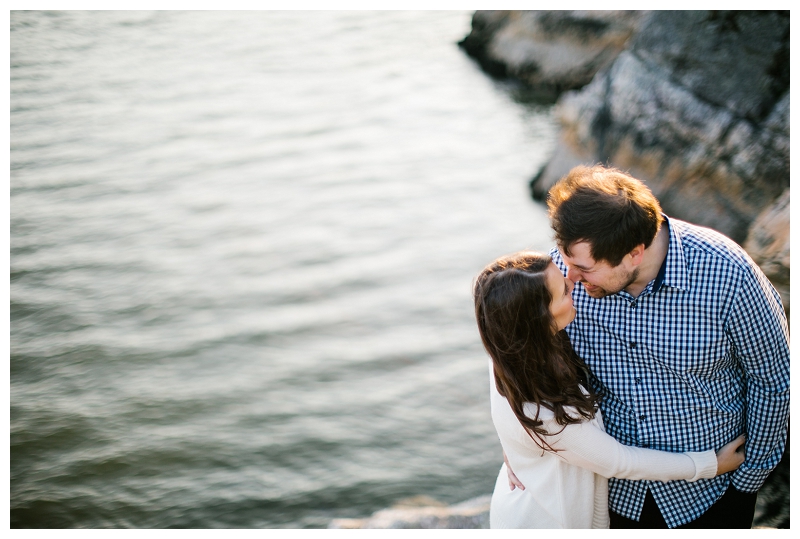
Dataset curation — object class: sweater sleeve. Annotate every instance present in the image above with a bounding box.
[591,475,610,529]
[542,417,718,482]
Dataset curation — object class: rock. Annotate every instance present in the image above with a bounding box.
[328,491,782,528]
[529,10,789,246]
[461,10,790,291]
[459,11,646,100]
[631,11,789,122]
[328,495,490,529]
[744,188,790,317]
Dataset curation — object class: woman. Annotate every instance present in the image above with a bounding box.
[474,251,745,529]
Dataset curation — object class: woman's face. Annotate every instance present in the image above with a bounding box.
[545,261,576,330]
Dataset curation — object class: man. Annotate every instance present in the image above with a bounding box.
[507,165,789,528]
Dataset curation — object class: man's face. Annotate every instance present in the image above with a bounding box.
[559,241,638,299]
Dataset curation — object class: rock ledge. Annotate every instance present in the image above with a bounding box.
[328,495,490,529]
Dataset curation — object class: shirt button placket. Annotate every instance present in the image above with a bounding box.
[627,296,648,446]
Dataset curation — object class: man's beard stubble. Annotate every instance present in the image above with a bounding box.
[582,268,640,299]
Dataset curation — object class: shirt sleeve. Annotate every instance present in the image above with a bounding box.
[541,416,718,482]
[725,265,790,492]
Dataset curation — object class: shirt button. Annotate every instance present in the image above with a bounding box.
[629,342,637,349]
[642,443,650,448]
[639,415,646,421]
[635,377,642,384]
[630,302,637,308]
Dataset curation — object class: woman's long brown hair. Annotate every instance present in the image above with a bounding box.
[474,251,598,452]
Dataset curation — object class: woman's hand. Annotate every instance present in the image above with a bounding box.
[503,451,525,490]
[715,435,746,475]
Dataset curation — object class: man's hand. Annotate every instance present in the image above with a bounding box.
[503,451,525,490]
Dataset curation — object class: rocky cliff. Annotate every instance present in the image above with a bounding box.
[459,11,647,100]
[461,10,790,316]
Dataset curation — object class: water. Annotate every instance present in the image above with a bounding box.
[10,11,559,528]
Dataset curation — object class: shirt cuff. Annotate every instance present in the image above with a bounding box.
[731,468,769,492]
[686,450,718,481]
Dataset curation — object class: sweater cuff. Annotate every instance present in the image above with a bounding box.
[686,450,718,481]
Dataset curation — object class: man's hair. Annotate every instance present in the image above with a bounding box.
[547,165,663,266]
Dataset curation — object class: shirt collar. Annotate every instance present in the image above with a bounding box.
[654,214,690,293]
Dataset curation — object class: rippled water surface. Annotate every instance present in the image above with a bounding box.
[11,11,560,528]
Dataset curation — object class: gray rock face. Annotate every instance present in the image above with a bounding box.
[631,11,789,122]
[530,10,789,248]
[459,11,646,99]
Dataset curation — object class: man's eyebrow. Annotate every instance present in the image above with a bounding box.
[572,263,593,271]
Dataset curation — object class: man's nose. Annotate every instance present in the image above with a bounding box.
[567,267,581,282]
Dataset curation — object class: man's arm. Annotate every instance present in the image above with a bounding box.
[726,266,790,492]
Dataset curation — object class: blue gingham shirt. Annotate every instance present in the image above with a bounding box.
[550,215,790,528]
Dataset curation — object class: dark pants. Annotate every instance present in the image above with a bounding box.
[610,486,758,529]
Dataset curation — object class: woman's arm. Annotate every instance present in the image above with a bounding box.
[495,380,745,487]
[503,423,745,490]
[537,417,743,481]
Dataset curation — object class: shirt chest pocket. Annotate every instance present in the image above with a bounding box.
[646,323,732,377]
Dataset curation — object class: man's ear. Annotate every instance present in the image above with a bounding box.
[628,244,646,266]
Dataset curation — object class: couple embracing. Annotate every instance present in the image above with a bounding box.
[474,165,789,529]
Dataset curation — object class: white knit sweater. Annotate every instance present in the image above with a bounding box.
[488,367,718,529]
